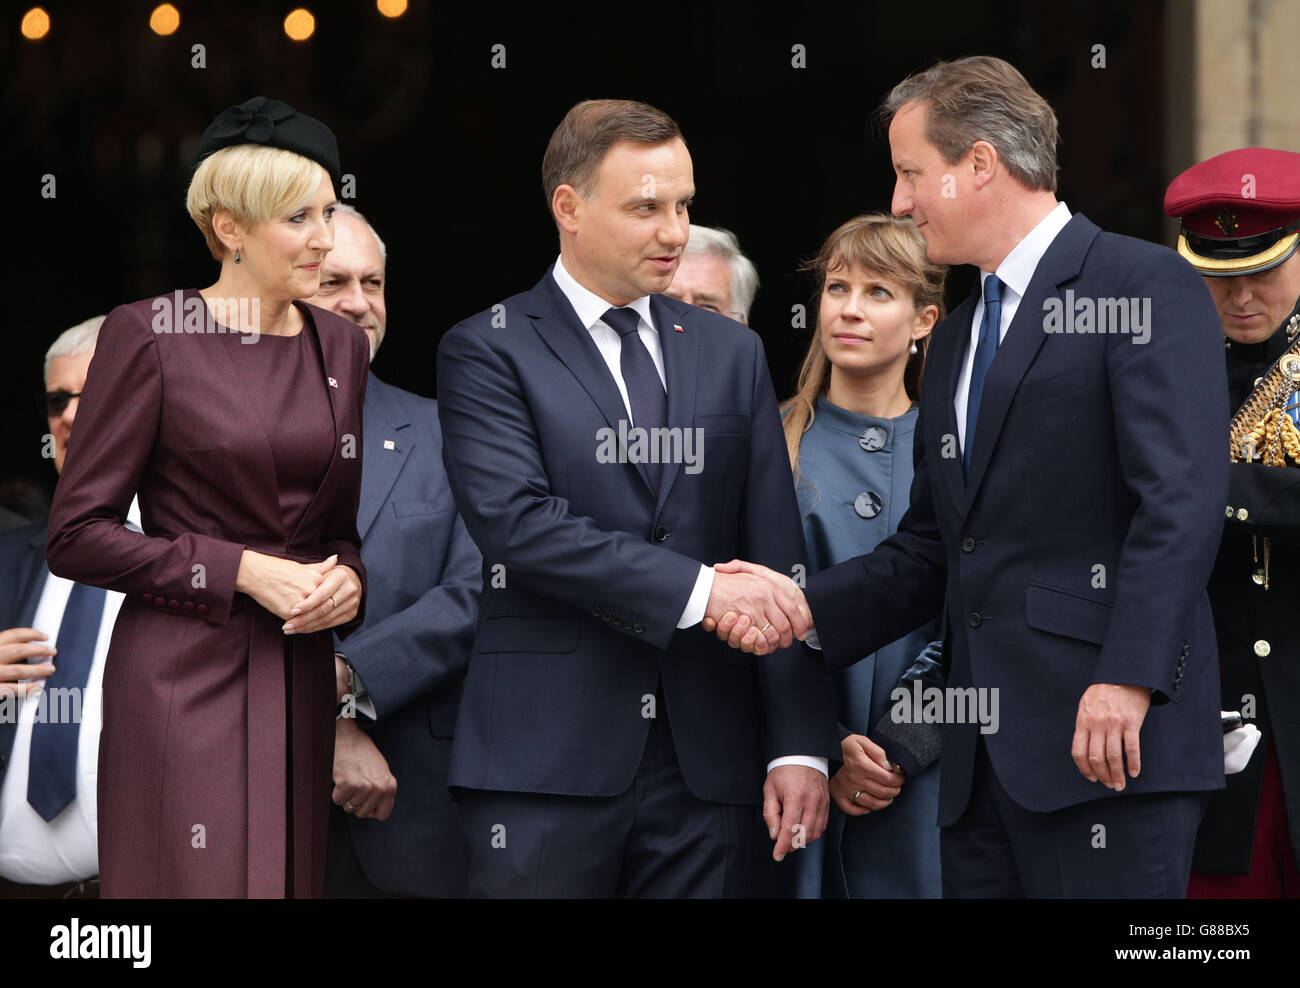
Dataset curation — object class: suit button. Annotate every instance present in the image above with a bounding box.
[1236,508,1249,521]
[654,526,668,542]
[1254,639,1271,657]
[196,604,209,615]
[153,596,166,607]
[183,601,195,611]
[967,612,983,628]
[961,537,976,552]
[168,599,180,610]
[633,622,644,633]
[1225,505,1234,518]
[592,607,601,617]
[140,592,154,603]
[602,609,612,622]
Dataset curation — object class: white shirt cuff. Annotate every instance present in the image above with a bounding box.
[804,629,822,651]
[766,755,829,777]
[677,564,715,629]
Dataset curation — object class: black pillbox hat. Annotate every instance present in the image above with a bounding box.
[194,96,341,194]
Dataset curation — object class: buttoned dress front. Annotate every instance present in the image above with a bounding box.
[791,397,941,898]
[46,289,369,897]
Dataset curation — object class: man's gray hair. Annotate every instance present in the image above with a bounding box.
[683,224,760,323]
[333,203,388,268]
[880,55,1059,193]
[44,315,105,382]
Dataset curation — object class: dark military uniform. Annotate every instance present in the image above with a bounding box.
[1199,311,1300,875]
[1166,148,1300,889]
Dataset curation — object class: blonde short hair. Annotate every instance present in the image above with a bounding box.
[186,144,324,261]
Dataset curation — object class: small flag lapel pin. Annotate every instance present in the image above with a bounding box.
[327,376,339,389]
[383,439,396,451]
[673,324,684,333]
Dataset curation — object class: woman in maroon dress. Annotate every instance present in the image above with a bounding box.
[46,98,370,897]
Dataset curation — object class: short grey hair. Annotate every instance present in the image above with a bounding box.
[880,55,1059,193]
[44,315,105,383]
[332,203,388,268]
[683,224,760,322]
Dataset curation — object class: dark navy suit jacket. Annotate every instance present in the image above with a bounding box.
[805,214,1230,826]
[331,372,481,896]
[436,268,833,805]
[0,523,50,778]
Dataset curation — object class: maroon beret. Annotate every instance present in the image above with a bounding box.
[1164,147,1300,277]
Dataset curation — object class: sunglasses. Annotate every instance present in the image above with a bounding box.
[41,391,83,418]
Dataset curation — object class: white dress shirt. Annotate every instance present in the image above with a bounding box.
[552,258,827,778]
[0,497,140,884]
[954,201,1073,453]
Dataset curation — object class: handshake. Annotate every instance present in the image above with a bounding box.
[702,559,814,655]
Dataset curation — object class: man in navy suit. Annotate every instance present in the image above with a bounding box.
[712,57,1229,897]
[436,99,832,897]
[0,316,129,898]
[308,205,481,898]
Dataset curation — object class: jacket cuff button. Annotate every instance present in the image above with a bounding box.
[196,603,209,615]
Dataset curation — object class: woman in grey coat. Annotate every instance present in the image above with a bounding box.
[785,214,946,898]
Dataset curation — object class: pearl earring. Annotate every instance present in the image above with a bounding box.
[910,341,918,354]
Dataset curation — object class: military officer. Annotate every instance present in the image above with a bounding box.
[1165,147,1300,896]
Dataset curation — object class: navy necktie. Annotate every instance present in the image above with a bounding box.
[27,581,106,822]
[964,275,1004,474]
[603,306,667,490]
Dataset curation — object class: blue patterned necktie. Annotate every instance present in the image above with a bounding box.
[27,581,106,821]
[964,275,1004,474]
[603,306,667,490]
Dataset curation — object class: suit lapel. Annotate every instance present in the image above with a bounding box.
[10,526,50,629]
[932,290,977,514]
[962,215,1099,510]
[651,295,698,514]
[526,271,659,496]
[288,303,348,546]
[357,374,413,541]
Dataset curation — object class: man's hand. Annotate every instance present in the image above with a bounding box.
[830,734,904,815]
[702,559,811,655]
[332,718,396,821]
[763,764,829,861]
[0,627,57,700]
[1071,683,1151,790]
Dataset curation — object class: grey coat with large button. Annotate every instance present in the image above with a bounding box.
[790,398,942,899]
